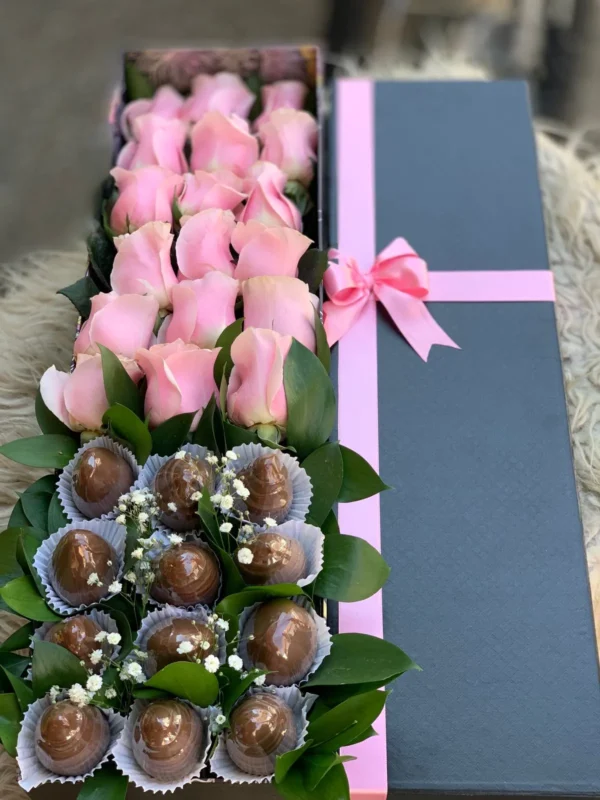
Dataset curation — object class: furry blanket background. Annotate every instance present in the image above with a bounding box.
[1,74,600,797]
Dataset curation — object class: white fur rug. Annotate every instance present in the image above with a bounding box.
[1,75,600,797]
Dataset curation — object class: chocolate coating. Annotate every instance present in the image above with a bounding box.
[146,618,217,676]
[72,447,134,519]
[150,543,220,606]
[154,455,214,531]
[237,454,292,524]
[236,532,306,585]
[35,701,110,776]
[44,616,109,672]
[243,599,318,686]
[50,530,118,607]
[132,700,203,781]
[226,693,296,776]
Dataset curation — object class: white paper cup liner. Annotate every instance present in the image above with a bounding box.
[133,443,209,495]
[210,685,316,784]
[112,699,212,793]
[16,693,125,791]
[33,519,126,615]
[57,435,140,523]
[220,444,312,526]
[29,609,121,677]
[239,520,324,588]
[238,596,331,686]
[134,604,227,677]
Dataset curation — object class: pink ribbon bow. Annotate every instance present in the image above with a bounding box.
[323,238,460,362]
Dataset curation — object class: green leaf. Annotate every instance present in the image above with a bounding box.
[196,487,220,544]
[99,345,143,417]
[151,412,195,456]
[87,225,116,291]
[321,511,340,536]
[8,500,29,528]
[0,652,30,680]
[35,386,76,437]
[297,249,328,294]
[302,443,343,526]
[103,403,152,465]
[304,753,356,792]
[314,308,331,373]
[0,693,22,757]
[223,420,260,448]
[144,662,219,707]
[193,395,219,453]
[338,446,390,503]
[314,534,390,602]
[303,633,419,699]
[0,434,77,469]
[214,319,243,386]
[284,180,314,217]
[16,531,45,595]
[57,275,100,318]
[20,475,55,531]
[0,621,34,652]
[284,339,336,460]
[125,60,154,100]
[32,640,88,698]
[219,665,268,717]
[216,585,303,618]
[275,740,313,783]
[1,668,34,713]
[0,576,60,622]
[307,689,388,752]
[47,492,69,534]
[214,545,246,597]
[132,687,170,701]
[98,604,133,662]
[77,762,128,800]
[277,761,350,800]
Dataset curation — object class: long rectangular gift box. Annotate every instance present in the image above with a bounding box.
[331,79,600,798]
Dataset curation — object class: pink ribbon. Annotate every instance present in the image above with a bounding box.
[323,240,460,362]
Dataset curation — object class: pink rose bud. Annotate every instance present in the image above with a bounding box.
[136,341,219,430]
[110,166,184,234]
[226,328,292,430]
[239,162,301,230]
[120,85,185,140]
[232,221,311,280]
[258,108,317,186]
[163,272,238,348]
[190,111,259,176]
[182,72,255,123]
[111,221,178,310]
[40,356,142,432]
[254,80,308,129]
[73,292,159,360]
[116,114,188,173]
[176,209,236,279]
[177,170,246,216]
[242,276,318,352]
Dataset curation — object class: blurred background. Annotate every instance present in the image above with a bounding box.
[2,0,600,263]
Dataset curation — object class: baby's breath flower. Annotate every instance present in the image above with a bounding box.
[95,631,108,642]
[175,450,187,459]
[68,684,90,707]
[219,522,233,534]
[120,661,144,682]
[107,633,122,646]
[237,547,253,565]
[124,571,137,583]
[131,548,144,560]
[215,713,226,726]
[168,534,183,545]
[87,572,102,586]
[177,641,194,655]
[118,504,127,512]
[86,674,102,693]
[264,517,277,528]
[204,655,220,673]
[132,494,146,506]
[254,673,266,686]
[89,649,104,666]
[215,618,229,632]
[134,650,148,660]
[225,450,238,461]
[167,502,178,513]
[49,685,60,704]
[236,486,250,499]
[115,514,126,525]
[108,581,122,594]
[138,512,149,523]
[105,688,117,699]
[221,456,229,464]
[191,491,202,502]
[202,640,211,650]
[210,493,222,505]
[206,454,219,465]
[227,654,243,671]
[222,469,235,478]
[220,495,233,511]
[242,524,254,535]
[139,561,151,571]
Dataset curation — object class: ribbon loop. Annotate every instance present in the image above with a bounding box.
[323,240,460,362]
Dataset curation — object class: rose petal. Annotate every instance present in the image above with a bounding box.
[176,209,236,279]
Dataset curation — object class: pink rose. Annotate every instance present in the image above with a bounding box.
[242,276,318,352]
[239,162,301,230]
[258,109,317,186]
[116,114,187,173]
[40,356,143,432]
[255,81,308,129]
[232,221,311,280]
[176,209,236,279]
[136,341,219,429]
[226,328,292,430]
[190,112,259,176]
[177,170,246,216]
[163,272,238,348]
[183,72,255,123]
[120,85,185,140]
[111,222,178,309]
[74,292,159,359]
[110,166,184,234]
